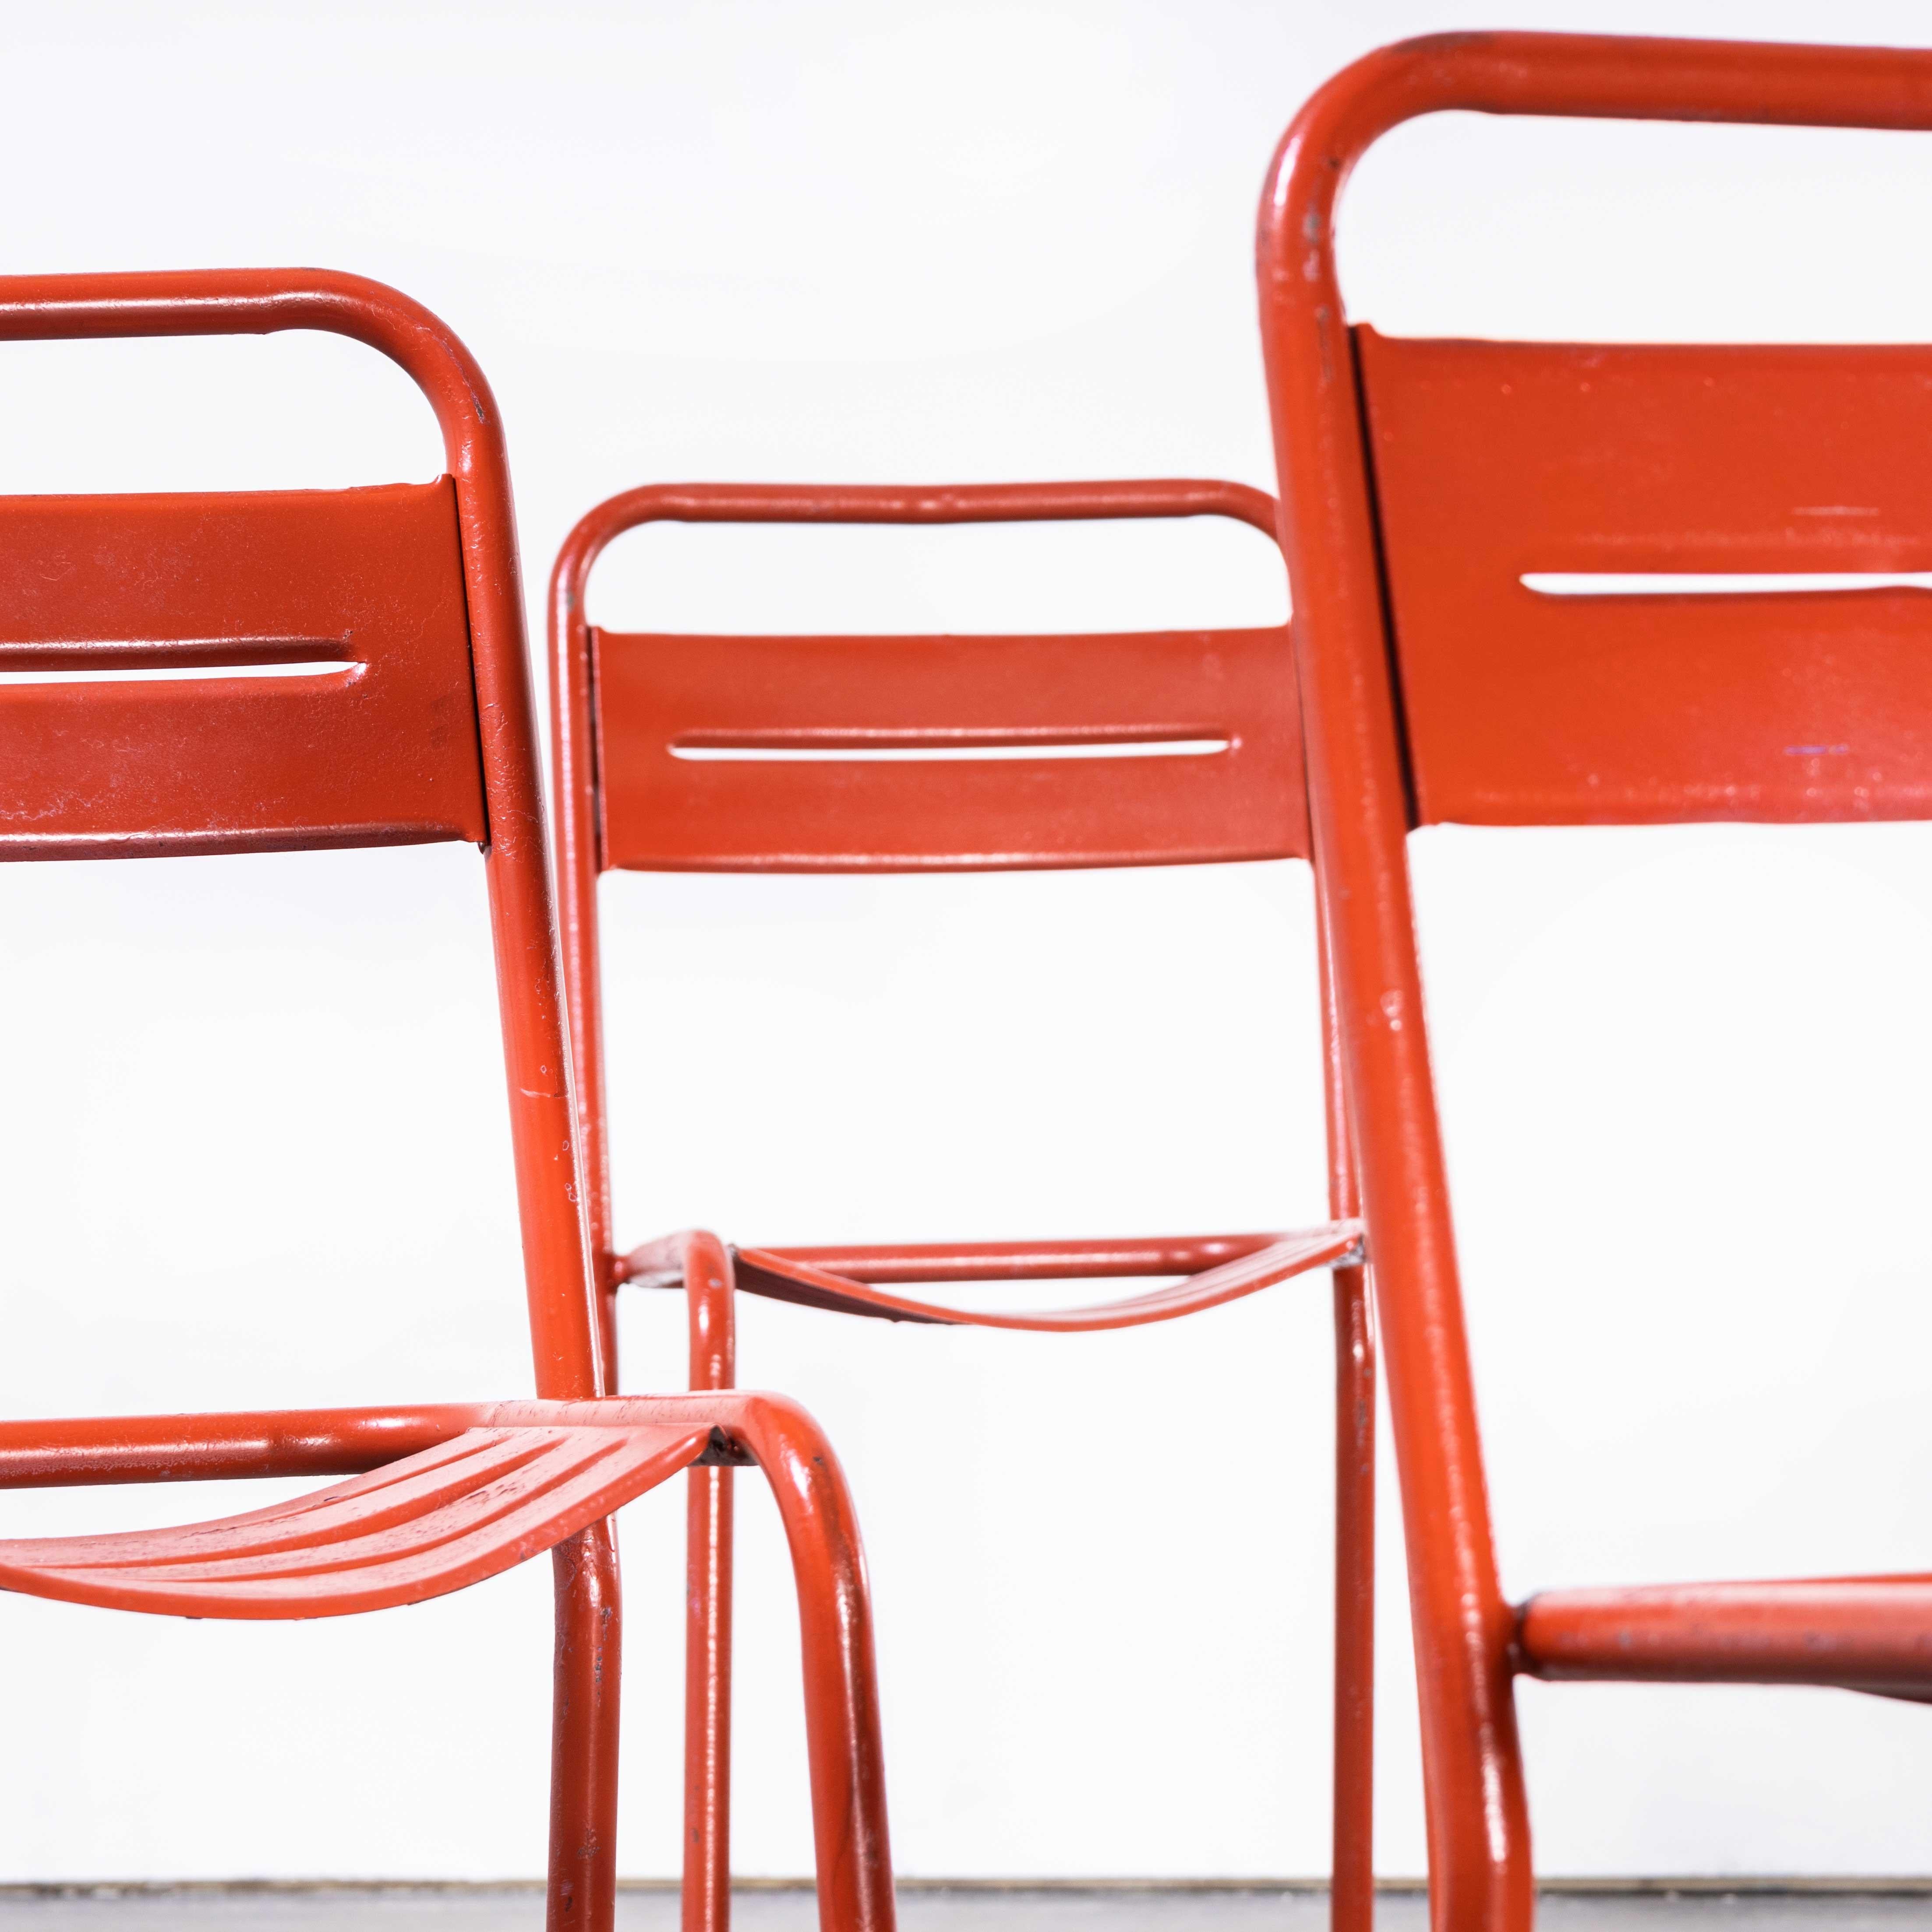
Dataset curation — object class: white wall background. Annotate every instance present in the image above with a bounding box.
[2,0,1932,1886]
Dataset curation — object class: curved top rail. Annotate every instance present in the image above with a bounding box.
[0,268,502,489]
[1258,31,1932,297]
[549,477,1279,637]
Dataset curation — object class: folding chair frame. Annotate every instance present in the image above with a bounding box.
[1257,31,1932,1931]
[0,273,893,1932]
[551,481,1376,1932]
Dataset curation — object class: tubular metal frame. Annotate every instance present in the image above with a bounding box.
[551,480,1376,1932]
[0,272,894,1932]
[1257,31,1932,1931]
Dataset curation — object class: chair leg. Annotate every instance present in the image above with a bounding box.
[1331,1260,1375,1932]
[724,1391,895,1932]
[1319,888,1376,1932]
[548,1519,624,1932]
[685,1236,738,1932]
[685,1460,734,1932]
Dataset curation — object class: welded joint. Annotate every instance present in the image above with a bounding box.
[696,1426,755,1467]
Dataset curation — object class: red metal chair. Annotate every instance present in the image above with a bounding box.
[550,480,1375,1932]
[1258,30,1932,1930]
[0,271,893,1932]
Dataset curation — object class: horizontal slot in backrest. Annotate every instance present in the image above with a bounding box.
[0,482,486,858]
[593,625,1305,871]
[1357,328,1932,826]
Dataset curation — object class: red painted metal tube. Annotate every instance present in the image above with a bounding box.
[727,1229,1360,1332]
[549,480,1285,1379]
[0,1405,483,1486]
[1319,891,1375,1932]
[691,1392,894,1932]
[1519,1578,1932,1694]
[550,1522,624,1932]
[684,1234,738,1932]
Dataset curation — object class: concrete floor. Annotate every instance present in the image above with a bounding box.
[0,1890,1927,1932]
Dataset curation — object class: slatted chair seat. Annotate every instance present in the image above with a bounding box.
[0,1423,711,1619]
[639,1226,1363,1331]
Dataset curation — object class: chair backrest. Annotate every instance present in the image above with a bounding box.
[0,482,484,855]
[547,480,1303,1370]
[0,271,600,1402]
[1356,330,1932,827]
[1255,32,1932,1922]
[553,480,1303,874]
